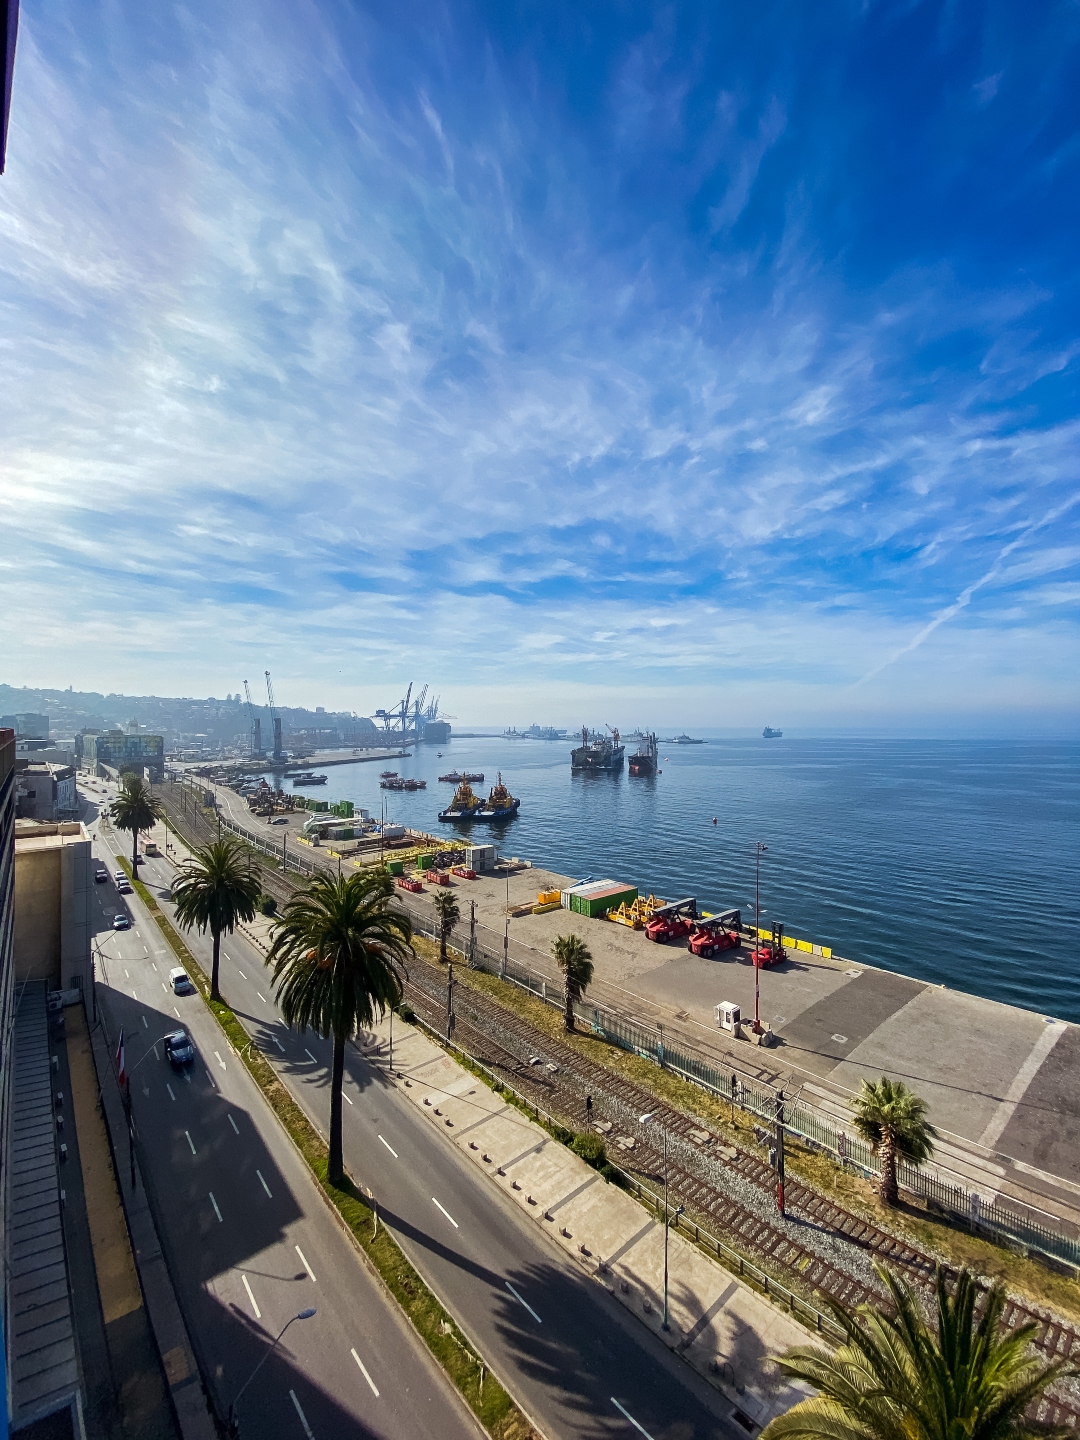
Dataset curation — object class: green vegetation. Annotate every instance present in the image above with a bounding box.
[852,1076,938,1207]
[434,889,461,965]
[257,893,277,916]
[551,933,593,1032]
[266,870,412,1186]
[171,837,262,1000]
[112,774,163,870]
[762,1264,1073,1440]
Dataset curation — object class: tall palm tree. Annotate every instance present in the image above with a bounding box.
[434,890,460,964]
[172,838,262,1001]
[852,1075,938,1206]
[761,1263,1072,1440]
[267,870,412,1186]
[111,774,164,871]
[552,933,593,1032]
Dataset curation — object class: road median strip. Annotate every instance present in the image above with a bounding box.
[115,854,537,1440]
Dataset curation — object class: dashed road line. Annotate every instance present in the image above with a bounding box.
[289,1390,314,1440]
[228,1114,239,1135]
[256,1169,272,1198]
[506,1281,542,1324]
[378,1135,398,1158]
[256,991,267,1004]
[185,1131,196,1155]
[611,1399,656,1439]
[241,1274,261,1319]
[295,1245,316,1282]
[166,1084,175,1101]
[304,1049,317,1063]
[432,1197,459,1229]
[351,1349,379,1397]
[209,1193,223,1223]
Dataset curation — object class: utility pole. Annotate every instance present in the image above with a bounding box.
[775,1089,786,1216]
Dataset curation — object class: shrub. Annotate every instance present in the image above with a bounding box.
[571,1132,607,1169]
[395,1001,415,1024]
[257,893,277,916]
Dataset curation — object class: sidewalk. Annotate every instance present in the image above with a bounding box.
[370,1012,813,1429]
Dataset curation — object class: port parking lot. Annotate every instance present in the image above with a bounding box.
[441,865,1080,1219]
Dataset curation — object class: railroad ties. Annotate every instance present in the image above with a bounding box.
[403,959,1080,1427]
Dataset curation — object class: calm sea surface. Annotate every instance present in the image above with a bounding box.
[261,736,1080,1022]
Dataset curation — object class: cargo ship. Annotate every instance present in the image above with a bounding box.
[762,726,783,739]
[504,725,567,740]
[571,726,625,771]
[475,772,520,820]
[628,732,658,776]
[438,778,483,821]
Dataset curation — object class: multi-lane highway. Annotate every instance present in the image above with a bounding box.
[85,785,481,1440]
[89,780,750,1439]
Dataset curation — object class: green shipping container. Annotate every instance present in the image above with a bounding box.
[417,854,434,870]
[580,885,638,919]
[339,801,354,818]
[386,859,404,875]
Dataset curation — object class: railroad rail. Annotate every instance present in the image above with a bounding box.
[403,959,1080,1428]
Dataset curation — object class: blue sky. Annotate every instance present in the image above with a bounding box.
[1,1,1078,730]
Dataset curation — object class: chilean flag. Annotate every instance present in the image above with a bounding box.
[115,1029,126,1087]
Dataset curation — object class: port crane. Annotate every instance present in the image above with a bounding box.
[265,670,284,760]
[242,680,262,756]
[374,683,455,741]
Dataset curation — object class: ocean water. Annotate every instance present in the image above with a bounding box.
[260,736,1080,1023]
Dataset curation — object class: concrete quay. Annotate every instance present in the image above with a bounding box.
[415,864,1080,1234]
[205,782,1080,1239]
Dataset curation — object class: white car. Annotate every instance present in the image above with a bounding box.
[113,914,131,930]
[169,967,196,996]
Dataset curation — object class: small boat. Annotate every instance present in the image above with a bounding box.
[380,776,427,791]
[379,770,398,778]
[290,772,328,786]
[438,770,485,784]
[438,778,483,822]
[475,773,520,821]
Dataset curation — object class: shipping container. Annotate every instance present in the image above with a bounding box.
[386,859,405,875]
[417,854,434,870]
[466,845,496,873]
[572,884,638,918]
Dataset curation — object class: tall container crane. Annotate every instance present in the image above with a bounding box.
[265,670,283,761]
[243,680,262,757]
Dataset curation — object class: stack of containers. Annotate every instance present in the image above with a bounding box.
[560,879,639,918]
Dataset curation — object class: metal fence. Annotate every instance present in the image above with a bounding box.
[404,907,1080,1274]
[204,824,1080,1275]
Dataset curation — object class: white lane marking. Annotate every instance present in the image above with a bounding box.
[272,1035,285,1052]
[143,946,148,956]
[140,1014,147,1026]
[213,1051,226,1070]
[289,1390,314,1440]
[304,1048,317,1063]
[174,1007,181,1018]
[151,961,158,971]
[295,1245,316,1282]
[256,991,267,1004]
[228,1114,239,1135]
[432,1197,459,1229]
[256,1169,272,1198]
[209,1192,223,1223]
[205,1069,217,1089]
[611,1398,657,1439]
[124,969,130,978]
[351,1349,379,1397]
[505,1281,542,1324]
[166,1084,175,1101]
[153,1044,160,1060]
[241,1274,261,1319]
[223,952,231,961]
[238,970,247,980]
[378,1135,398,1158]
[342,1091,353,1105]
[185,1131,196,1155]
[161,983,167,992]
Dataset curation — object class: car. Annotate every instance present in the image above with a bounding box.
[113,870,125,883]
[94,870,108,884]
[116,880,133,894]
[268,816,289,825]
[113,914,131,930]
[163,1029,195,1069]
[169,967,196,996]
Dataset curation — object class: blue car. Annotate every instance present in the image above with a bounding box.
[164,1029,195,1069]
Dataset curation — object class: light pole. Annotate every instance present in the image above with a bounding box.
[640,1112,682,1331]
[753,842,768,1034]
[228,1308,316,1433]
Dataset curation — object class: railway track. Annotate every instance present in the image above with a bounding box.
[404,959,1080,1427]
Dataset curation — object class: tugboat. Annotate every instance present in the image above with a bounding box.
[628,732,658,776]
[571,726,625,772]
[476,772,520,820]
[438,778,484,822]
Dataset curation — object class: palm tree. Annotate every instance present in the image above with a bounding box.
[552,933,593,1032]
[852,1075,938,1206]
[434,890,460,964]
[761,1263,1072,1440]
[111,773,164,871]
[267,870,412,1186]
[172,838,262,1001]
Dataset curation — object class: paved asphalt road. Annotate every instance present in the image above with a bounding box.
[86,795,481,1440]
[92,782,754,1440]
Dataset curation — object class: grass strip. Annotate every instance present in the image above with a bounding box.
[118,858,535,1439]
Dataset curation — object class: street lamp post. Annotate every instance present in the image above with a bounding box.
[753,842,768,1034]
[639,1112,682,1331]
[228,1308,316,1434]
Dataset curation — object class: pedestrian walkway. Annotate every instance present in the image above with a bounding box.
[371,1012,812,1429]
